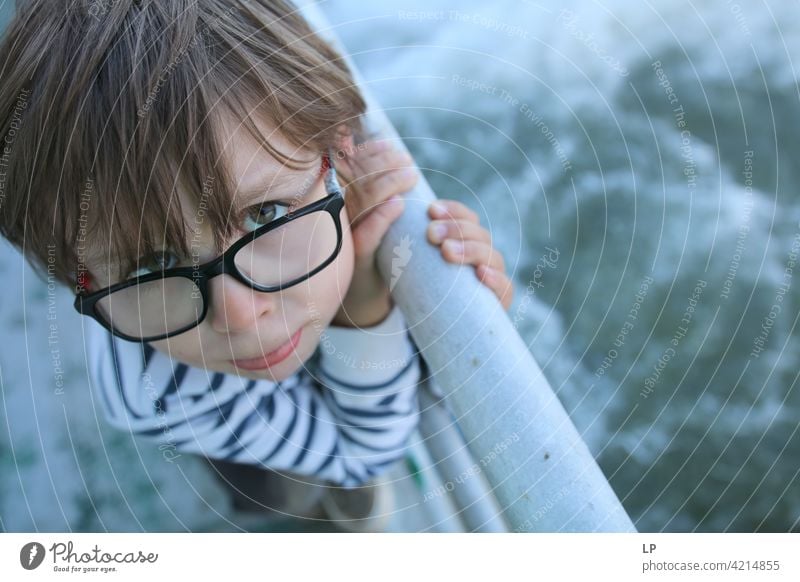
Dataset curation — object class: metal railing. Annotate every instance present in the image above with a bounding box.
[300,1,636,533]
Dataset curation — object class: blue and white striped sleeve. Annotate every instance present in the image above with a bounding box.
[86,303,421,487]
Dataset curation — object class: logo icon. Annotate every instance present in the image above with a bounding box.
[390,234,414,291]
[20,542,46,570]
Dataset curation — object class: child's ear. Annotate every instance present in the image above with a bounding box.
[76,269,96,293]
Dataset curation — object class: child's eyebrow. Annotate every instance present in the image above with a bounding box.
[232,174,298,214]
[235,162,322,209]
[238,172,296,199]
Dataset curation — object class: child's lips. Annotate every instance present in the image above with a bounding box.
[230,327,303,370]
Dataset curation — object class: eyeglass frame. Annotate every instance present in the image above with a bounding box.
[73,149,345,343]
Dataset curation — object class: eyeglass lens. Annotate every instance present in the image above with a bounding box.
[95,210,338,339]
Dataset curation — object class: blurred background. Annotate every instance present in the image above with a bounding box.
[1,0,798,532]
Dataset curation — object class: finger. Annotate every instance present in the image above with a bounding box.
[348,168,418,218]
[349,195,406,260]
[333,128,356,161]
[342,138,397,162]
[347,148,414,181]
[427,219,491,245]
[354,138,393,157]
[428,199,480,223]
[441,239,506,272]
[333,140,390,184]
[477,265,514,310]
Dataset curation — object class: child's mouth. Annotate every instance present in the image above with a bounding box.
[230,327,303,371]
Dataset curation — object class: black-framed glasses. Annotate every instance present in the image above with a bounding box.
[74,150,345,343]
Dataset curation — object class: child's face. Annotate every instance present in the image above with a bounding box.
[88,117,355,382]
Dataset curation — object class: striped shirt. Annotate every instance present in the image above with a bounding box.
[85,304,422,486]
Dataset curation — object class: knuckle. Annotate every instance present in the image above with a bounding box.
[476,224,491,243]
[439,200,456,216]
[362,181,377,198]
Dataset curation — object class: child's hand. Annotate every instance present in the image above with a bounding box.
[426,200,514,310]
[332,137,418,327]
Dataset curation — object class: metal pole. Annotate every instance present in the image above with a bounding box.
[404,431,466,533]
[300,2,636,533]
[418,383,509,532]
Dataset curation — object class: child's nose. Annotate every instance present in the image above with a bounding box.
[207,274,278,334]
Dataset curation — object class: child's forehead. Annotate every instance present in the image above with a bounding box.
[82,115,322,282]
[218,111,320,192]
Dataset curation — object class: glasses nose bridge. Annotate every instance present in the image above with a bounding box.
[201,244,264,295]
[204,254,227,280]
[198,250,240,290]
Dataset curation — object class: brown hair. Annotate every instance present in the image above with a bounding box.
[0,0,365,291]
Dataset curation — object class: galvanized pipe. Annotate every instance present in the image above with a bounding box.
[418,384,509,532]
[300,2,636,533]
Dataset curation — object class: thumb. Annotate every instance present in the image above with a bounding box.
[350,195,406,262]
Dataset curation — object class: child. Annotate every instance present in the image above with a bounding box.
[0,0,513,531]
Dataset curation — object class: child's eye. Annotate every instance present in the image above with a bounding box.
[241,200,292,231]
[128,250,180,279]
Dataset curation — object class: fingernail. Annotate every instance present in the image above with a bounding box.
[431,223,447,242]
[431,202,446,216]
[444,240,463,254]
